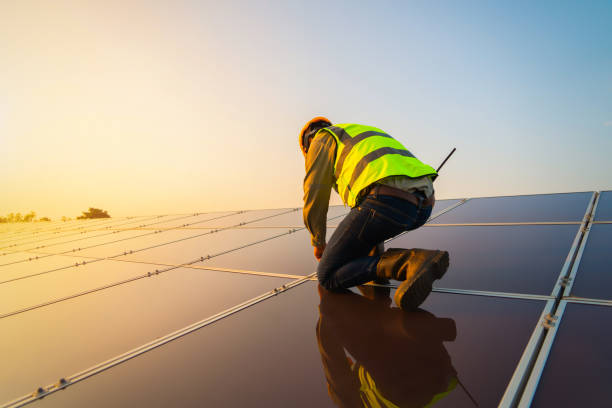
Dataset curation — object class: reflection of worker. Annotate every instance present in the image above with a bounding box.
[301,117,449,309]
[317,285,458,408]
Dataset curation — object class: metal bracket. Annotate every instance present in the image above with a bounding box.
[542,313,558,329]
[559,276,573,287]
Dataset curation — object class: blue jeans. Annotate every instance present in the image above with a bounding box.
[317,193,432,290]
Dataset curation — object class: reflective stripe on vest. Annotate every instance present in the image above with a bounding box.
[320,124,437,207]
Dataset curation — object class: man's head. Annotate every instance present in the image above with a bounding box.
[299,116,332,157]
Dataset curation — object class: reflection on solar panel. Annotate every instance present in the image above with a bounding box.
[1,193,609,408]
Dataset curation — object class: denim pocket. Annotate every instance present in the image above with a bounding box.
[356,207,409,245]
[362,197,418,227]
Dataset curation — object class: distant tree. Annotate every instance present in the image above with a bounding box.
[1,211,42,223]
[61,216,70,222]
[77,207,111,219]
[38,217,51,222]
[23,211,36,222]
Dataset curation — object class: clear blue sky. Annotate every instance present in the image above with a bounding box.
[1,1,610,217]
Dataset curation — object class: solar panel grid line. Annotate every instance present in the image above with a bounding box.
[0,273,316,408]
[135,227,304,268]
[459,190,596,200]
[516,300,569,408]
[423,221,582,227]
[123,220,584,231]
[104,209,299,259]
[0,226,306,318]
[0,267,156,319]
[0,211,241,266]
[498,299,557,408]
[430,287,553,302]
[0,215,163,252]
[0,257,104,286]
[562,297,612,307]
[0,215,153,245]
[0,214,171,253]
[0,217,131,243]
[0,209,298,287]
[549,191,598,298]
[560,192,600,298]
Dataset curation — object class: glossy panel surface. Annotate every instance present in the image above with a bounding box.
[247,206,348,227]
[388,225,578,294]
[35,284,544,408]
[431,198,463,215]
[0,216,160,251]
[0,260,152,314]
[429,192,591,224]
[118,228,290,265]
[0,251,49,266]
[134,212,235,229]
[20,229,152,254]
[0,254,89,283]
[594,190,612,221]
[74,229,219,258]
[570,224,612,300]
[0,269,289,402]
[202,229,317,276]
[531,303,612,408]
[190,208,295,228]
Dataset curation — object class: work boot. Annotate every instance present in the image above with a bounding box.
[391,249,450,311]
[375,248,436,281]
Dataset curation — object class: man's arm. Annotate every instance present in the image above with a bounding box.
[303,132,336,253]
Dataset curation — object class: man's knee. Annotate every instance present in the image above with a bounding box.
[317,263,336,290]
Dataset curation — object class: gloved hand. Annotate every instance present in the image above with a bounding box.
[314,244,326,261]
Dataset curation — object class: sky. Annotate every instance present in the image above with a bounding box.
[1,0,611,219]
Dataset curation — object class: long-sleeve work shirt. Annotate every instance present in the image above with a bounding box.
[303,132,434,247]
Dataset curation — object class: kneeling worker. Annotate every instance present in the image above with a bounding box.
[300,117,449,310]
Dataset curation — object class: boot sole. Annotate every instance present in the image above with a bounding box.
[394,251,449,310]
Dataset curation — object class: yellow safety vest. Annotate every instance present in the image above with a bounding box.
[320,124,437,207]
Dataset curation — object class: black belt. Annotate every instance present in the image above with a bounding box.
[366,184,435,207]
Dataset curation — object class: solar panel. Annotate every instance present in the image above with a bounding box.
[0,269,290,402]
[27,283,545,408]
[387,225,578,294]
[428,192,592,224]
[593,190,612,221]
[117,228,294,265]
[246,205,348,227]
[0,191,609,408]
[0,255,90,283]
[568,224,612,300]
[529,302,612,407]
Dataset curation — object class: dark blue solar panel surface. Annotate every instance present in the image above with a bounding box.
[594,190,612,221]
[387,225,578,294]
[569,224,612,300]
[34,283,544,408]
[429,192,591,224]
[530,303,612,408]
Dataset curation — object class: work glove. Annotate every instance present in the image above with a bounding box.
[314,243,326,261]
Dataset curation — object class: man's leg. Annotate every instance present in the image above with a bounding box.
[317,196,418,291]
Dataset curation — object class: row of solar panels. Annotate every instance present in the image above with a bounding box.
[1,191,610,407]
